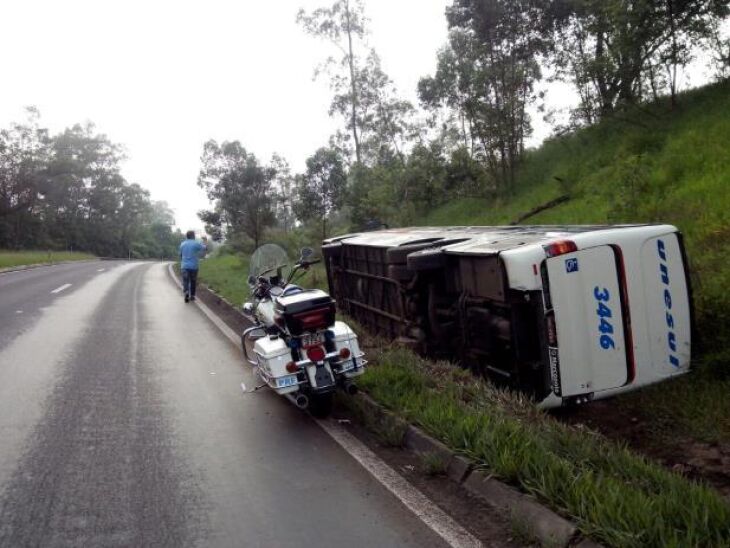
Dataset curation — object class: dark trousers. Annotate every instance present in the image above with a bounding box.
[182,268,198,297]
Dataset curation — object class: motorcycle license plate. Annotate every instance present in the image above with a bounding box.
[301,332,325,347]
[276,375,298,388]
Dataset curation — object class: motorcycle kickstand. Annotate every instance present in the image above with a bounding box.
[240,381,268,394]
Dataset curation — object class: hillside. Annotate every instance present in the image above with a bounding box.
[423,79,730,357]
[412,81,730,489]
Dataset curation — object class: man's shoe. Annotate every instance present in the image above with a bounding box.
[190,295,196,302]
[184,293,190,303]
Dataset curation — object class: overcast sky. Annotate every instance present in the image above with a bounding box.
[0,0,455,230]
[0,1,717,231]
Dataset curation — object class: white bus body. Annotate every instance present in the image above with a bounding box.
[322,225,693,408]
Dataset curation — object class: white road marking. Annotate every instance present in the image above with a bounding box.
[240,382,247,393]
[97,268,106,272]
[50,283,72,294]
[165,263,482,548]
[15,310,23,314]
[317,418,482,548]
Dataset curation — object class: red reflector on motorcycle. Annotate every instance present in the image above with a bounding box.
[339,347,351,360]
[306,346,326,362]
[285,361,299,373]
[543,240,577,258]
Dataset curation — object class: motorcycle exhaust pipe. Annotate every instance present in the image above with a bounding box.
[285,392,309,410]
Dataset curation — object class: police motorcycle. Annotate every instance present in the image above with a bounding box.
[241,244,366,417]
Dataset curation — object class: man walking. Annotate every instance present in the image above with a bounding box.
[180,230,208,302]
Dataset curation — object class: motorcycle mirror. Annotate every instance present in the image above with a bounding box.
[242,302,254,318]
[300,247,314,260]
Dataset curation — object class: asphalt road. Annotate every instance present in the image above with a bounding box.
[0,261,448,547]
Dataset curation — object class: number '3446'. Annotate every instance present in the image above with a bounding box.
[594,287,616,350]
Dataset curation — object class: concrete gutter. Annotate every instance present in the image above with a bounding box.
[350,393,595,548]
[179,269,602,548]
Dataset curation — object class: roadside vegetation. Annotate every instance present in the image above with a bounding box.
[198,249,684,546]
[0,111,183,260]
[0,250,95,269]
[355,346,730,547]
[192,253,730,546]
[197,247,328,306]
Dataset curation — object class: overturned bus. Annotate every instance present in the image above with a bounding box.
[322,225,693,408]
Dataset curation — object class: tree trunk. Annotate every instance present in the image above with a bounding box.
[345,0,362,165]
[666,0,678,109]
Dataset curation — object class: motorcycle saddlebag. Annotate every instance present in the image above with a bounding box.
[274,289,336,336]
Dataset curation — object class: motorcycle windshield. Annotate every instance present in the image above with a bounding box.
[249,244,291,286]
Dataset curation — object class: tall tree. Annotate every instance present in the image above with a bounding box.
[294,147,347,239]
[197,140,276,249]
[420,0,547,191]
[298,0,368,164]
[270,153,296,233]
[0,108,49,248]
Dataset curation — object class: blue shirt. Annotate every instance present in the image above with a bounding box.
[180,239,205,270]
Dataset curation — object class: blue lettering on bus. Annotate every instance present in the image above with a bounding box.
[657,239,680,368]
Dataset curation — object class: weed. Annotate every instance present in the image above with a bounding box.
[420,452,449,476]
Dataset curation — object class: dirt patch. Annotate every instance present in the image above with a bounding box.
[554,400,730,499]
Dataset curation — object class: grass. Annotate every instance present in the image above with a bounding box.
[0,250,95,269]
[357,347,730,547]
[198,254,252,305]
[421,78,730,444]
[420,452,449,476]
[197,251,329,307]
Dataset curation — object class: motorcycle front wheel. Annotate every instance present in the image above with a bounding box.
[309,392,334,418]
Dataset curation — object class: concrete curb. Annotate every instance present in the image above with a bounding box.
[351,392,588,548]
[463,472,576,547]
[179,271,597,548]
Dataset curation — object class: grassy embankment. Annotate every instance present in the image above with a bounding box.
[0,250,95,269]
[421,79,730,447]
[197,252,328,304]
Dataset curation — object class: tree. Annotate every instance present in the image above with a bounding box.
[150,200,175,226]
[298,0,368,164]
[270,153,296,233]
[420,0,547,191]
[0,108,50,248]
[0,109,172,258]
[355,51,417,166]
[549,0,729,120]
[294,147,347,239]
[197,140,276,249]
